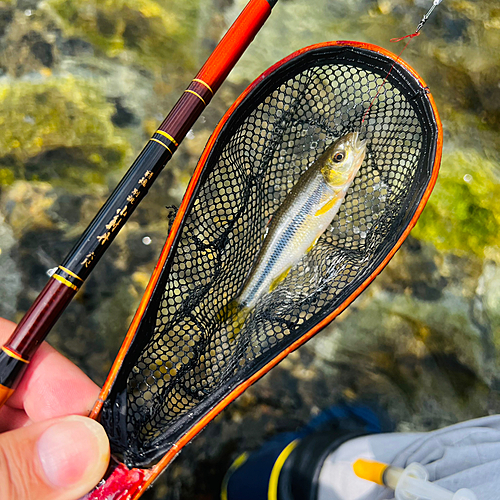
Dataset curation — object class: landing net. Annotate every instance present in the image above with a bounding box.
[100,43,440,467]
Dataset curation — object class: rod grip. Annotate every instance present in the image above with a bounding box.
[3,278,76,361]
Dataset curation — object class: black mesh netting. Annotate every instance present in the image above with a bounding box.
[101,44,440,467]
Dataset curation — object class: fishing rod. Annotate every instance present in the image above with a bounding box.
[0,0,279,409]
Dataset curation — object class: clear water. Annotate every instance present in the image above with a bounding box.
[0,0,499,498]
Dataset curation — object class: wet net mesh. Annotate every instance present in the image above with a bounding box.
[101,44,440,467]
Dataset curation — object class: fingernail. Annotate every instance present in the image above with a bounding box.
[37,416,109,489]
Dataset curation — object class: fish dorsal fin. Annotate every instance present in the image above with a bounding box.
[262,215,273,241]
[269,266,291,292]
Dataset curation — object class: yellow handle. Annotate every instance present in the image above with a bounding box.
[353,459,388,486]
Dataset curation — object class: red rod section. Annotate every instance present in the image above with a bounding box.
[157,0,272,140]
[0,0,274,409]
[198,0,272,92]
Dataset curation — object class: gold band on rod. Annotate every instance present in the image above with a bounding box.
[192,78,214,95]
[52,274,79,291]
[2,346,29,363]
[184,90,206,106]
[150,138,174,155]
[58,266,83,282]
[155,130,179,147]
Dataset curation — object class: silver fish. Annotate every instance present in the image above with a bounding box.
[237,131,367,309]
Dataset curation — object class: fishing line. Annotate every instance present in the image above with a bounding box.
[391,0,444,42]
[362,0,443,125]
[361,40,411,125]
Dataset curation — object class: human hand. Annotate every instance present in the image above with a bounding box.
[0,317,110,500]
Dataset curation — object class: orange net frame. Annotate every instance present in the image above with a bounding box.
[96,42,442,469]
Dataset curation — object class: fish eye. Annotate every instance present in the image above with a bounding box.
[333,152,345,163]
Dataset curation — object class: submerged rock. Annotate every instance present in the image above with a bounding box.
[412,149,500,258]
[0,76,130,186]
[43,0,200,71]
[0,214,21,320]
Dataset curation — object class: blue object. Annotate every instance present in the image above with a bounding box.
[221,402,387,500]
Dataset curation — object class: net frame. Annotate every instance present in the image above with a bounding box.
[92,41,442,472]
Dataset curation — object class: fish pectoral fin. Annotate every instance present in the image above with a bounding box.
[315,196,339,216]
[269,266,292,292]
[227,307,251,343]
[217,299,241,324]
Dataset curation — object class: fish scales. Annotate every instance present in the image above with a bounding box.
[239,171,328,307]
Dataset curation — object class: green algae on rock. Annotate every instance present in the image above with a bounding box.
[0,76,130,186]
[412,149,500,258]
[43,0,200,72]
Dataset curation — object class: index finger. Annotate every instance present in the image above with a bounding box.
[0,318,100,422]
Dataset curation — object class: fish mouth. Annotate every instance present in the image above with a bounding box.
[351,130,367,152]
[348,131,367,163]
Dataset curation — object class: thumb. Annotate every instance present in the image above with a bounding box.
[0,415,110,500]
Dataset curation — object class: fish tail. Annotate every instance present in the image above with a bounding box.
[216,299,251,343]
